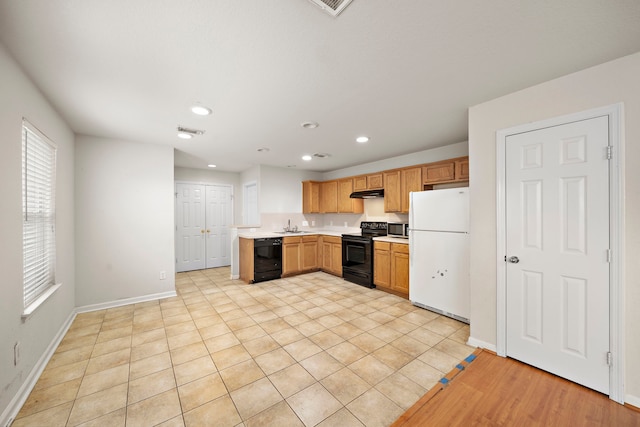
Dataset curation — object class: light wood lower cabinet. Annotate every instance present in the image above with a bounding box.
[374,241,409,297]
[239,237,254,283]
[320,235,342,277]
[283,235,319,277]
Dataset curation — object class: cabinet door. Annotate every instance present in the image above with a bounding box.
[331,242,342,276]
[423,162,455,184]
[282,238,301,275]
[401,167,422,213]
[383,171,402,212]
[301,236,318,270]
[455,157,469,181]
[353,175,367,192]
[322,241,333,271]
[367,173,383,189]
[391,244,409,294]
[321,181,338,213]
[239,238,254,283]
[338,179,355,213]
[373,242,391,287]
[302,181,321,213]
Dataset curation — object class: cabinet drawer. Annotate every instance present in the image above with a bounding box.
[391,243,409,254]
[374,241,391,251]
[322,235,341,244]
[302,235,318,243]
[283,236,302,244]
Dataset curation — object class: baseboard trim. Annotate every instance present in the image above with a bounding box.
[0,310,76,427]
[466,337,497,353]
[625,394,640,410]
[75,290,178,313]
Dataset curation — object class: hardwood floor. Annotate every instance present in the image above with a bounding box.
[393,349,640,426]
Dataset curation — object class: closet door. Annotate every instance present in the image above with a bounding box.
[206,185,232,268]
[175,183,206,272]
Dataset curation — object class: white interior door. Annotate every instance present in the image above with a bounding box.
[175,183,206,272]
[205,185,232,268]
[505,115,610,394]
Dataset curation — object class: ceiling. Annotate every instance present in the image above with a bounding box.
[1,1,639,173]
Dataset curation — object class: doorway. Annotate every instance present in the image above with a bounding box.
[175,182,233,272]
[496,104,624,402]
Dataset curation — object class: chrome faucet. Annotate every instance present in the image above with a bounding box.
[283,219,298,233]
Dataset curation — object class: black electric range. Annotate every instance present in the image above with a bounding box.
[341,221,387,288]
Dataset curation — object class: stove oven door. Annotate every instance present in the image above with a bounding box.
[341,237,374,288]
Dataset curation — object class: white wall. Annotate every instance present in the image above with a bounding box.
[259,165,322,213]
[75,136,175,307]
[174,166,242,224]
[0,44,76,422]
[322,141,468,180]
[468,52,640,403]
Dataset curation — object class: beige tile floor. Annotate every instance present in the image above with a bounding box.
[13,267,474,427]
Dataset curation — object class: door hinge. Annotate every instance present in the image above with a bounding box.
[606,146,613,160]
[607,352,613,366]
[606,249,612,263]
[175,192,178,198]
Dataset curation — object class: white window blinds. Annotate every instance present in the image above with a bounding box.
[22,120,57,309]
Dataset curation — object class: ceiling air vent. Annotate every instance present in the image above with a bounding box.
[307,0,354,17]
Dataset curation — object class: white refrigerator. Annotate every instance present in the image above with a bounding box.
[409,187,470,323]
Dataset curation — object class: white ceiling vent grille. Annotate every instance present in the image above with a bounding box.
[307,0,354,17]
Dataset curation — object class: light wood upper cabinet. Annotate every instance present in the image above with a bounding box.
[302,181,321,214]
[320,180,338,213]
[455,157,469,181]
[422,156,469,185]
[353,175,367,192]
[338,179,364,213]
[383,171,402,212]
[423,161,455,184]
[401,167,422,213]
[384,167,421,213]
[354,173,384,191]
[367,173,383,189]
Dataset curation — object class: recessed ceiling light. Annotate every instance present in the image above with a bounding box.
[356,136,369,143]
[177,133,193,140]
[301,121,319,129]
[191,105,212,116]
[302,155,313,161]
[208,164,216,168]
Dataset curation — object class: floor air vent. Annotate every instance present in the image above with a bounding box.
[307,0,354,17]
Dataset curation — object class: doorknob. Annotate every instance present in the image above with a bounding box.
[200,230,205,234]
[507,256,520,264]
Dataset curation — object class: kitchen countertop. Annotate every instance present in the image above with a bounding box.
[373,236,410,244]
[237,229,348,239]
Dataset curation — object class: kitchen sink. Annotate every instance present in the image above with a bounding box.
[273,231,309,234]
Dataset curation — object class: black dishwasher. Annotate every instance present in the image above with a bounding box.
[253,238,282,283]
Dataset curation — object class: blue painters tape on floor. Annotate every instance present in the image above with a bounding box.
[440,378,449,385]
[456,364,465,370]
[464,354,477,363]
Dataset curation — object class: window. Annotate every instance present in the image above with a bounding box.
[22,119,57,312]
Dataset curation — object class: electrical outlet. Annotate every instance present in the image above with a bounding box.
[344,221,348,227]
[302,220,309,227]
[159,271,166,280]
[311,220,315,226]
[14,342,20,366]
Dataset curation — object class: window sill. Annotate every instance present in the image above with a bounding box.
[22,283,62,321]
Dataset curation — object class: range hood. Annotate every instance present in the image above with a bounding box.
[350,189,384,199]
